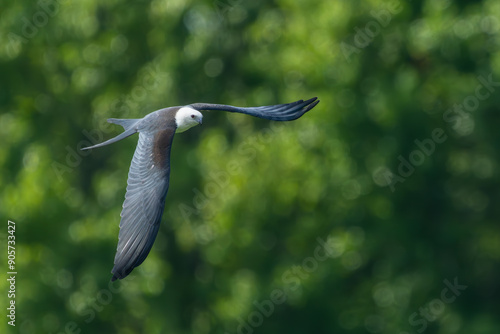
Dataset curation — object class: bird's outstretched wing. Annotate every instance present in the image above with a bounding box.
[190,97,319,121]
[111,128,175,281]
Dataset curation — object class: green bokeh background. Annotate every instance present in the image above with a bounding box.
[1,0,500,333]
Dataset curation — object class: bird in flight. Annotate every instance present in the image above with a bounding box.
[83,97,319,281]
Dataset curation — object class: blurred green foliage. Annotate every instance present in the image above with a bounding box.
[1,0,500,333]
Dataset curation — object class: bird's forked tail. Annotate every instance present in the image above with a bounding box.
[81,118,141,151]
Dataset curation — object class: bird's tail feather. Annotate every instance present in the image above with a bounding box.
[81,118,141,151]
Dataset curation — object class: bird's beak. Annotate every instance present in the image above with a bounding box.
[198,119,203,125]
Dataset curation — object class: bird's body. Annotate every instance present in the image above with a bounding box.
[83,97,319,281]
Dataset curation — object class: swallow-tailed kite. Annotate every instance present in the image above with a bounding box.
[82,97,319,281]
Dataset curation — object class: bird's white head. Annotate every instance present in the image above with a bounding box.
[175,106,203,133]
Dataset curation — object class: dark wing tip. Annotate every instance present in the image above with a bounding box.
[275,96,319,121]
[111,265,134,281]
[110,267,130,281]
[303,97,320,112]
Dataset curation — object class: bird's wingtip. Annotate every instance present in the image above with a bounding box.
[302,97,320,113]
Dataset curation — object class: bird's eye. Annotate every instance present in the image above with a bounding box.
[191,115,195,119]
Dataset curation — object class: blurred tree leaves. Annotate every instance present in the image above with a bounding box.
[1,0,500,333]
